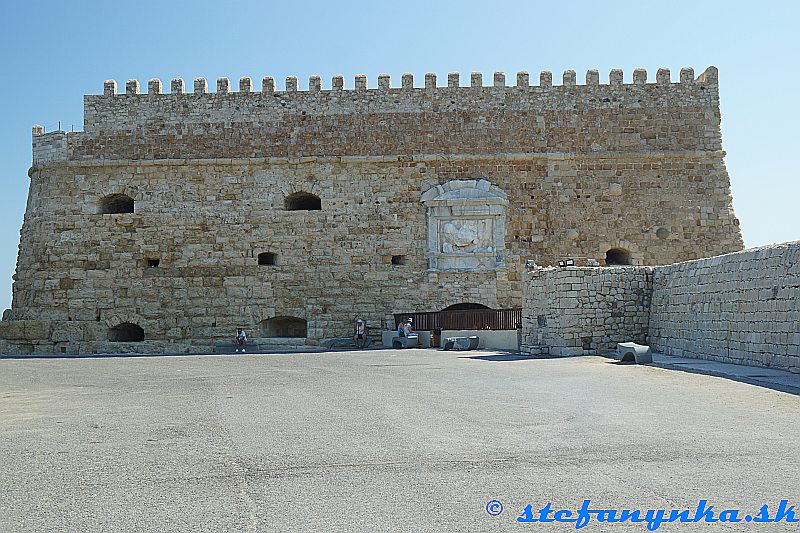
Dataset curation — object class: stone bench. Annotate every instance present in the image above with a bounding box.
[214,342,259,354]
[382,331,431,348]
[324,337,373,349]
[616,342,652,364]
[391,335,419,349]
[442,336,479,351]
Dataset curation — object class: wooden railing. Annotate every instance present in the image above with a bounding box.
[394,308,522,331]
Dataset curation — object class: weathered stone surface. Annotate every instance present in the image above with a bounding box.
[8,67,742,354]
[0,320,51,341]
[0,321,25,340]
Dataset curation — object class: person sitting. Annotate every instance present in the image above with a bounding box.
[235,328,247,353]
[403,318,413,337]
[353,319,368,348]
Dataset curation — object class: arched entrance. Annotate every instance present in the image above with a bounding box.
[605,248,632,266]
[441,303,490,312]
[109,322,144,342]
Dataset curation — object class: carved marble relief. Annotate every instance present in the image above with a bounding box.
[421,179,508,271]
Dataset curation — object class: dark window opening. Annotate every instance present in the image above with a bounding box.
[147,259,160,268]
[109,322,144,342]
[605,248,632,266]
[391,255,406,265]
[285,192,321,211]
[100,194,134,214]
[258,252,277,266]
[261,316,307,338]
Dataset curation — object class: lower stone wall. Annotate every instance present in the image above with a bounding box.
[522,241,800,373]
[649,242,800,371]
[522,266,652,356]
[0,317,202,355]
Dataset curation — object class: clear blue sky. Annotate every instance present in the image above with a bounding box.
[0,0,797,309]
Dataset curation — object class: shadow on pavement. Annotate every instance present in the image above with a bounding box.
[0,349,329,360]
[652,366,799,396]
[459,353,556,362]
[0,346,410,361]
[603,355,799,396]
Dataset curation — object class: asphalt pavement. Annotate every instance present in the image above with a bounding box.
[1,349,798,532]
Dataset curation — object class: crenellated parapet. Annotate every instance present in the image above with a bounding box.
[96,67,718,95]
[46,66,726,162]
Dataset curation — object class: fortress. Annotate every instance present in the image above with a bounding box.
[0,66,743,354]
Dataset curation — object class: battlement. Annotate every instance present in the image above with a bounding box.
[32,66,724,163]
[99,67,716,96]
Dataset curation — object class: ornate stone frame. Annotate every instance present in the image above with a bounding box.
[421,179,508,271]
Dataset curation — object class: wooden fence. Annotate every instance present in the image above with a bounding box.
[393,308,522,331]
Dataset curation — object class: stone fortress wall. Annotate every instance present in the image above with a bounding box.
[2,66,743,354]
[522,242,800,373]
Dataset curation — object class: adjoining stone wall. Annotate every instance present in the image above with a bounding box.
[649,242,800,371]
[522,242,800,373]
[522,266,652,356]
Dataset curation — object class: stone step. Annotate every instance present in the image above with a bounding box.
[520,344,550,356]
[214,337,309,353]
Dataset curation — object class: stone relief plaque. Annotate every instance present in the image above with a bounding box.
[421,179,507,271]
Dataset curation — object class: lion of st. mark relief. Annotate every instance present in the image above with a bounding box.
[440,219,495,254]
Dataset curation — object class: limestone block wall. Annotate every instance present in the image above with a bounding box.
[522,266,652,356]
[649,242,800,371]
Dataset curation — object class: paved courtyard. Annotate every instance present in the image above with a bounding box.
[1,349,798,532]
